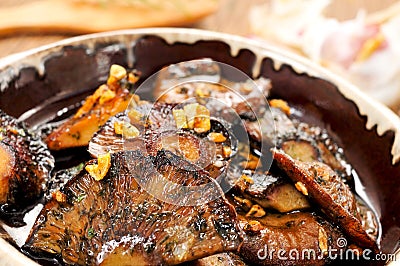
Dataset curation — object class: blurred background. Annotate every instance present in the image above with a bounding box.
[0,0,399,112]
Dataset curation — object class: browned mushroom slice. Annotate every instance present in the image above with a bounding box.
[294,123,351,181]
[272,149,377,251]
[279,138,351,183]
[281,140,318,162]
[244,107,296,146]
[356,197,379,241]
[238,212,345,266]
[316,141,344,172]
[24,150,242,265]
[90,100,214,157]
[132,101,178,131]
[0,110,54,209]
[280,138,345,172]
[88,113,141,157]
[156,79,271,117]
[45,65,139,150]
[154,58,221,97]
[233,172,310,213]
[154,59,270,108]
[88,101,180,157]
[172,80,271,122]
[153,60,271,122]
[89,101,236,184]
[246,106,353,184]
[88,113,128,157]
[191,252,248,266]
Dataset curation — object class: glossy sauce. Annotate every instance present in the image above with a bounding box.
[0,69,382,265]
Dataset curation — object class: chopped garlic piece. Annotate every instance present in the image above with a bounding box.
[54,191,66,203]
[241,174,254,184]
[99,88,116,104]
[122,124,140,138]
[208,132,227,143]
[246,204,266,218]
[114,121,139,138]
[109,64,127,80]
[128,71,140,83]
[295,181,308,196]
[114,121,124,135]
[195,86,210,97]
[222,146,232,158]
[318,227,328,254]
[234,196,253,210]
[127,108,144,123]
[244,220,263,232]
[183,103,199,129]
[269,99,291,115]
[193,105,211,133]
[213,160,224,168]
[86,153,111,181]
[173,109,188,129]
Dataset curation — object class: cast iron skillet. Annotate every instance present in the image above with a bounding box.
[0,28,399,265]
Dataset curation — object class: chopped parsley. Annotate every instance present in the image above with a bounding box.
[76,194,86,203]
[87,228,95,238]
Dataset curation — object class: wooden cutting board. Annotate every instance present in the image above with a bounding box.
[0,0,220,35]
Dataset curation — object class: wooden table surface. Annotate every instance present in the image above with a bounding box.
[0,0,397,58]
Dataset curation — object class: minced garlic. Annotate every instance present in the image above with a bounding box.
[318,227,328,254]
[246,204,266,218]
[295,181,308,196]
[222,146,232,158]
[128,71,140,84]
[234,196,253,210]
[107,64,127,87]
[208,132,227,143]
[243,220,263,232]
[99,88,116,105]
[127,108,144,123]
[269,99,291,115]
[241,174,254,184]
[172,109,188,129]
[193,105,211,133]
[176,103,211,133]
[109,64,127,80]
[114,121,139,138]
[54,191,67,203]
[195,86,211,97]
[85,153,111,181]
[183,103,199,129]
